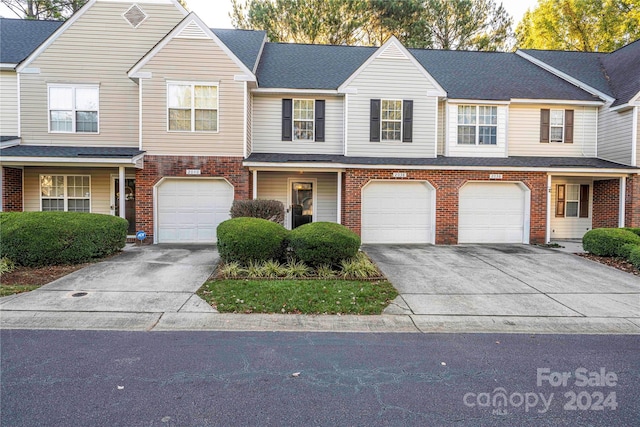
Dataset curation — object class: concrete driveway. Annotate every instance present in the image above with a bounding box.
[365,244,640,333]
[0,245,218,329]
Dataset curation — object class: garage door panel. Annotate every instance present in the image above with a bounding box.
[459,183,526,244]
[157,179,233,243]
[362,181,433,244]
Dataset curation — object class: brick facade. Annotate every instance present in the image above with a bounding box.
[2,167,23,212]
[592,179,620,229]
[135,156,249,242]
[342,169,547,244]
[626,175,640,228]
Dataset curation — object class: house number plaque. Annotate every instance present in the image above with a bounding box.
[186,169,201,175]
[392,172,407,178]
[489,174,503,180]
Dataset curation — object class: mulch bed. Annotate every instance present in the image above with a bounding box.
[0,263,91,286]
[578,253,640,276]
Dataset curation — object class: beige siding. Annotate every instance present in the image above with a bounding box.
[246,83,252,156]
[256,171,338,226]
[252,94,344,155]
[0,71,19,136]
[345,57,438,158]
[20,1,184,147]
[140,37,245,156]
[636,107,639,166]
[437,100,445,155]
[508,104,598,157]
[23,166,117,214]
[597,105,634,165]
[550,177,593,239]
[447,103,508,157]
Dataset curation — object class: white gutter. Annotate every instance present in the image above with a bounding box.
[252,88,340,95]
[0,154,144,166]
[510,98,604,106]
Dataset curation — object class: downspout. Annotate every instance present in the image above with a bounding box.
[546,174,552,243]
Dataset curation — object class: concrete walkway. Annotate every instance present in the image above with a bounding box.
[1,243,639,334]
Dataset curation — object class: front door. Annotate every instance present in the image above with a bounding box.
[290,181,313,229]
[113,178,136,235]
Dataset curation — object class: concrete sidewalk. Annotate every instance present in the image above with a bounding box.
[1,244,639,334]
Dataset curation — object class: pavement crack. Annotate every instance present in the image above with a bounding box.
[146,313,164,331]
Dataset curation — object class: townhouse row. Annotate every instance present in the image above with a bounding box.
[1,0,639,245]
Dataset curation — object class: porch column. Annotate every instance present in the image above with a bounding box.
[546,174,552,243]
[337,171,342,224]
[619,176,626,228]
[252,170,258,199]
[118,166,126,220]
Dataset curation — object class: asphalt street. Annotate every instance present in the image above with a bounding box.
[1,331,639,426]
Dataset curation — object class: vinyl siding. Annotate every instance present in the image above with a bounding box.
[344,56,438,158]
[636,107,639,166]
[447,103,508,157]
[437,100,445,155]
[597,105,634,165]
[139,37,246,156]
[19,1,184,147]
[23,166,115,214]
[508,104,597,157]
[252,94,344,154]
[256,171,338,226]
[0,71,19,136]
[246,84,253,156]
[550,177,593,239]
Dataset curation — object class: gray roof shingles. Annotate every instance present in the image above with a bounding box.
[602,39,640,107]
[0,18,62,64]
[0,145,144,158]
[212,28,266,71]
[245,152,635,169]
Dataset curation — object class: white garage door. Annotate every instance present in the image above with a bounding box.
[361,181,434,244]
[458,182,526,244]
[157,179,233,243]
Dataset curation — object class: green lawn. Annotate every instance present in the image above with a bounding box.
[198,279,398,314]
[0,284,41,297]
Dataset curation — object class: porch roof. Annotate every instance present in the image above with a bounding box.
[245,153,638,173]
[0,145,144,166]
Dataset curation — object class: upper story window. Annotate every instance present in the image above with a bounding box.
[457,105,497,145]
[541,109,573,143]
[48,85,99,133]
[282,99,325,142]
[167,82,218,132]
[40,175,91,212]
[370,99,413,143]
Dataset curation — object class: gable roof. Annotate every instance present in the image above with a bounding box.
[521,39,640,108]
[212,28,266,72]
[410,49,600,101]
[255,42,376,89]
[601,39,640,107]
[0,18,62,65]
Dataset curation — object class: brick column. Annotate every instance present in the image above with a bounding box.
[626,175,640,228]
[2,167,23,211]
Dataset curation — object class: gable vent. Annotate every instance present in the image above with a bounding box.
[176,21,209,39]
[379,42,407,60]
[123,4,147,28]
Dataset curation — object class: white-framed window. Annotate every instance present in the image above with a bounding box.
[381,99,402,141]
[457,105,497,145]
[555,183,589,218]
[293,99,314,141]
[48,85,99,133]
[550,109,564,143]
[40,175,91,212]
[167,82,218,132]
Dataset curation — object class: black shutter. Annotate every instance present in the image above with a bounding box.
[403,100,413,142]
[315,100,325,142]
[556,184,565,217]
[370,99,380,142]
[579,184,589,218]
[540,109,550,143]
[565,110,574,143]
[282,99,292,141]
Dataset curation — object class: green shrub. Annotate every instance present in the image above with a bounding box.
[0,212,127,267]
[0,257,16,275]
[218,262,246,279]
[624,228,640,237]
[628,246,640,269]
[582,228,640,257]
[619,243,639,259]
[217,217,288,264]
[288,222,360,266]
[230,200,285,225]
[340,252,380,279]
[283,259,311,278]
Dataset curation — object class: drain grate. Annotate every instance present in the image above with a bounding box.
[72,292,88,297]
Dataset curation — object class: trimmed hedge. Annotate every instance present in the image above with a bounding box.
[230,200,285,225]
[582,228,640,257]
[0,212,127,267]
[288,222,360,266]
[624,228,640,237]
[217,217,288,263]
[628,245,640,269]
